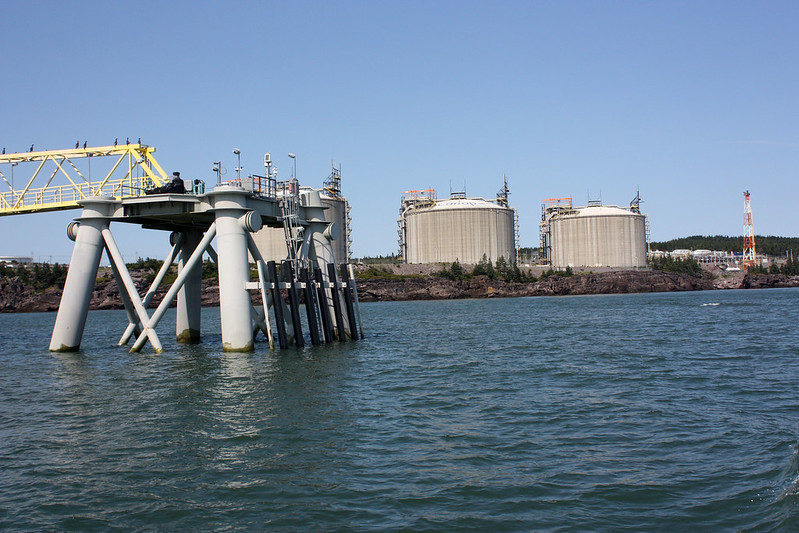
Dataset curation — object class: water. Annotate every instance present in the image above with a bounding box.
[2,289,799,531]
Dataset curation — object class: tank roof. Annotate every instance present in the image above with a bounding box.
[560,205,642,217]
[430,198,506,210]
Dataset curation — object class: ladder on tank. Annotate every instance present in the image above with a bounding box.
[279,178,303,271]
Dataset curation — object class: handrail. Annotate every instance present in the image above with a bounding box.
[0,175,155,216]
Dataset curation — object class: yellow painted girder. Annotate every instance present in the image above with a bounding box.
[0,144,158,164]
[0,144,170,216]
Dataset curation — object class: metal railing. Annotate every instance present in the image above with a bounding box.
[0,176,156,215]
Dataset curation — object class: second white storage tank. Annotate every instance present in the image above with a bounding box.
[548,205,647,268]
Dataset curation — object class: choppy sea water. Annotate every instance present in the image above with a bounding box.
[1,288,799,531]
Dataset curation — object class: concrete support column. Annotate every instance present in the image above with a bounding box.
[210,189,261,352]
[176,230,203,343]
[49,199,116,352]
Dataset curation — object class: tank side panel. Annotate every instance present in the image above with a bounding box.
[251,226,291,262]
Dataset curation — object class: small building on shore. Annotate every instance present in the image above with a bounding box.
[0,256,33,264]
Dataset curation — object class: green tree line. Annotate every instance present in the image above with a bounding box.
[0,257,221,292]
[437,255,537,282]
[650,235,799,257]
[648,256,703,275]
[126,257,219,282]
[749,256,799,276]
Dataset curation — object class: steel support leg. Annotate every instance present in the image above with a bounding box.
[211,191,256,352]
[176,230,203,343]
[49,200,113,352]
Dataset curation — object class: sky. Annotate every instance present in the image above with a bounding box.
[1,0,797,262]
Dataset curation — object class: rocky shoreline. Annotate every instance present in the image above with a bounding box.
[355,269,799,302]
[1,265,798,313]
[0,272,224,314]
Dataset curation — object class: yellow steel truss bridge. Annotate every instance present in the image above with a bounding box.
[0,144,169,216]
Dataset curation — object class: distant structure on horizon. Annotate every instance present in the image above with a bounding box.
[397,178,518,265]
[0,256,33,264]
[540,191,649,269]
[742,190,757,268]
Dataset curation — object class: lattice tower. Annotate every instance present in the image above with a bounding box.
[742,190,756,267]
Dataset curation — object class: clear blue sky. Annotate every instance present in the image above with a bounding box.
[1,0,797,262]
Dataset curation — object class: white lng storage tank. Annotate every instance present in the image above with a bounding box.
[398,182,517,264]
[541,195,648,268]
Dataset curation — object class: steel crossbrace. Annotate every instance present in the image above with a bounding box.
[130,223,217,353]
[102,228,164,353]
[118,232,185,346]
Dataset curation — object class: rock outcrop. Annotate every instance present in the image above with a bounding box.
[0,274,222,313]
[356,270,717,302]
[0,277,62,313]
[741,273,799,290]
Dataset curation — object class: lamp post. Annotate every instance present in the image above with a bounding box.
[233,148,241,180]
[288,153,296,179]
[212,162,221,185]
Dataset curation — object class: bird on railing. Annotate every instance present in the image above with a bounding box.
[126,137,130,145]
[114,138,118,147]
[29,144,34,152]
[83,141,87,149]
[138,137,141,145]
[2,148,5,155]
[76,141,80,149]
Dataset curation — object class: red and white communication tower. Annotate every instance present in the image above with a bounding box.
[742,190,757,267]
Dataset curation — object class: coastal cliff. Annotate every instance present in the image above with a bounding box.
[356,269,720,302]
[0,272,222,314]
[1,266,797,313]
